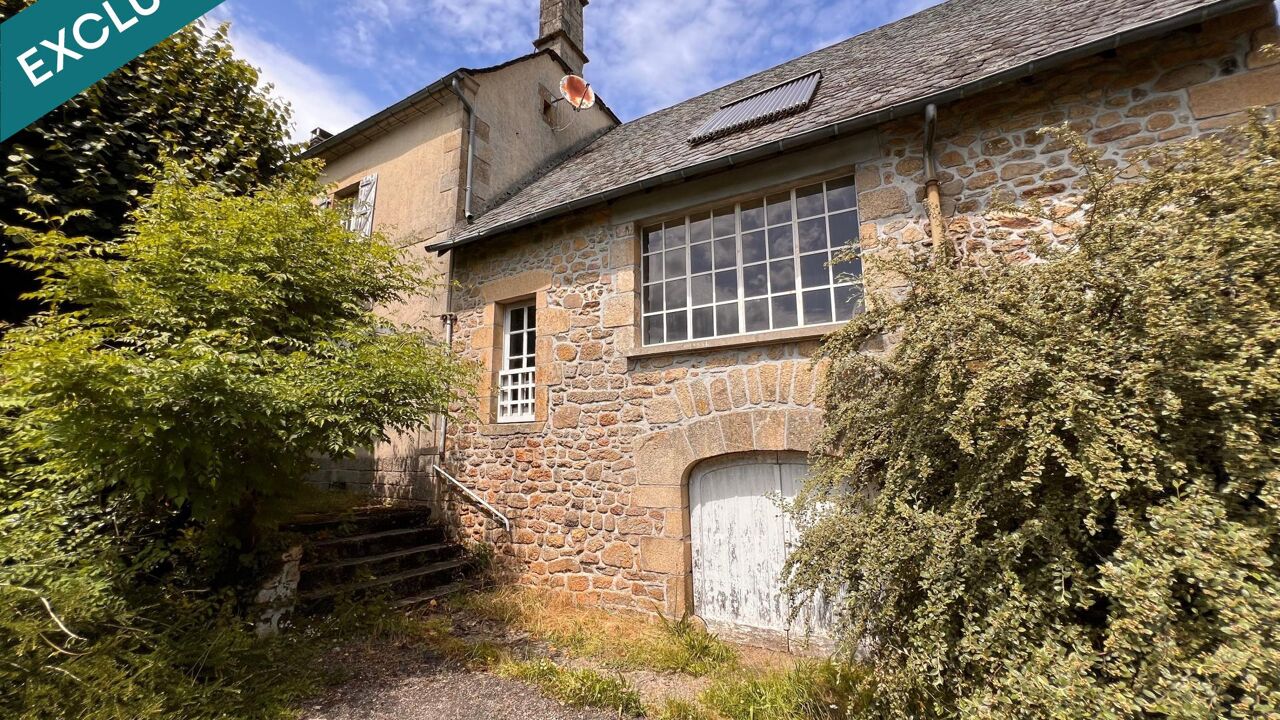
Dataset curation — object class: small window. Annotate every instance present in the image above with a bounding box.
[498,302,537,423]
[640,173,863,346]
[333,174,377,237]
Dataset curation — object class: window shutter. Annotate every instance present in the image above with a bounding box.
[352,173,378,237]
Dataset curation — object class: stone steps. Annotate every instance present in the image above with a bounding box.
[289,504,472,612]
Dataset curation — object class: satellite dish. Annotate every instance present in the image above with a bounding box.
[559,75,596,111]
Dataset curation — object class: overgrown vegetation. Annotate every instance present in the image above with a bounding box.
[0,165,474,719]
[455,587,739,675]
[0,2,292,324]
[495,658,647,717]
[701,661,873,720]
[787,117,1280,718]
[452,587,873,719]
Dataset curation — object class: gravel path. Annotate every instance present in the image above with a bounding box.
[302,665,622,720]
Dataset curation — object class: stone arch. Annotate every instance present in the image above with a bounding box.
[633,408,822,489]
[630,408,823,616]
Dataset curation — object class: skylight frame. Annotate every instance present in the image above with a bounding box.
[688,70,823,145]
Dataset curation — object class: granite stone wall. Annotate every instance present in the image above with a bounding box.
[857,4,1280,265]
[443,5,1280,618]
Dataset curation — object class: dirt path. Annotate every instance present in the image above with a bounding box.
[302,664,622,720]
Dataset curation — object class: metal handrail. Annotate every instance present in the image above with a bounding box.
[432,464,511,533]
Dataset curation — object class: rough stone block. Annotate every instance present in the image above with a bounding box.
[786,409,823,453]
[645,396,682,424]
[719,412,754,453]
[1249,26,1280,69]
[1188,65,1280,119]
[639,537,688,574]
[602,542,634,568]
[541,307,571,334]
[753,408,787,450]
[634,486,684,509]
[552,405,582,429]
[857,186,910,220]
[663,509,689,539]
[684,418,726,460]
[602,296,634,328]
[636,430,694,486]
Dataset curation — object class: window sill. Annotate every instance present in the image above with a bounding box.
[478,420,547,436]
[622,322,847,360]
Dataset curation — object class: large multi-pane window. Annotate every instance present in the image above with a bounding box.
[498,302,536,422]
[641,175,863,346]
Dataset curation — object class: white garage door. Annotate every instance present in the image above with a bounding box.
[689,452,831,637]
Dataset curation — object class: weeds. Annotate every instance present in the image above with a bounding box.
[649,698,714,720]
[455,588,738,676]
[495,658,645,717]
[700,660,873,720]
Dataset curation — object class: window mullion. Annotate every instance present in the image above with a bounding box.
[735,202,746,340]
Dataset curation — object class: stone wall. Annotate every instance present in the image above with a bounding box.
[447,211,833,613]
[444,4,1280,618]
[857,4,1280,263]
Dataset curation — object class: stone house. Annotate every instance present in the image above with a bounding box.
[308,0,1280,643]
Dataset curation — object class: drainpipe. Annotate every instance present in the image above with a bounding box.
[449,77,477,223]
[923,103,950,262]
[437,249,457,465]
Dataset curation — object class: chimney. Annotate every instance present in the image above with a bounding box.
[534,0,588,76]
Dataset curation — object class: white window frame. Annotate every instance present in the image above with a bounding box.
[639,174,863,347]
[498,301,537,423]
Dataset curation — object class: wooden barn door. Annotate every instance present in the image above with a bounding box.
[689,452,831,638]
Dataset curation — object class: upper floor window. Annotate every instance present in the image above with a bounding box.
[334,173,378,238]
[498,302,537,423]
[640,174,863,346]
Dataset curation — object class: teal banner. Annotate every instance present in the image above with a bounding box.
[1,0,226,141]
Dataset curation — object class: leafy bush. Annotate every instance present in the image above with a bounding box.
[0,165,474,719]
[0,0,291,323]
[786,117,1280,717]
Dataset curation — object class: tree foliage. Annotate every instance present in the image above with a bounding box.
[787,117,1280,718]
[0,165,475,718]
[0,1,291,323]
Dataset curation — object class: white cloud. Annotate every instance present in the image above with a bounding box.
[203,6,380,142]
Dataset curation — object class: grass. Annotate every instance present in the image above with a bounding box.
[649,698,714,720]
[699,660,874,720]
[453,587,739,676]
[450,587,875,719]
[495,658,646,717]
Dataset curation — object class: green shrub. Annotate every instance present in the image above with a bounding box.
[786,117,1280,717]
[0,165,475,718]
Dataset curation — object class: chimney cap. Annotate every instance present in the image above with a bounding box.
[309,127,333,147]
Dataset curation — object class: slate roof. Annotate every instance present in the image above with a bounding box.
[437,0,1255,250]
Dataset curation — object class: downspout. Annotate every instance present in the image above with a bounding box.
[437,250,457,464]
[449,77,477,223]
[923,103,950,261]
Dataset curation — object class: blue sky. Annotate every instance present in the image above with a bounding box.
[203,0,940,142]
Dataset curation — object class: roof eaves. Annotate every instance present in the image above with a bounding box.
[300,49,621,161]
[300,71,464,161]
[432,0,1256,253]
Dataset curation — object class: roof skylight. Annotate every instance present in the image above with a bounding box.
[688,71,822,145]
